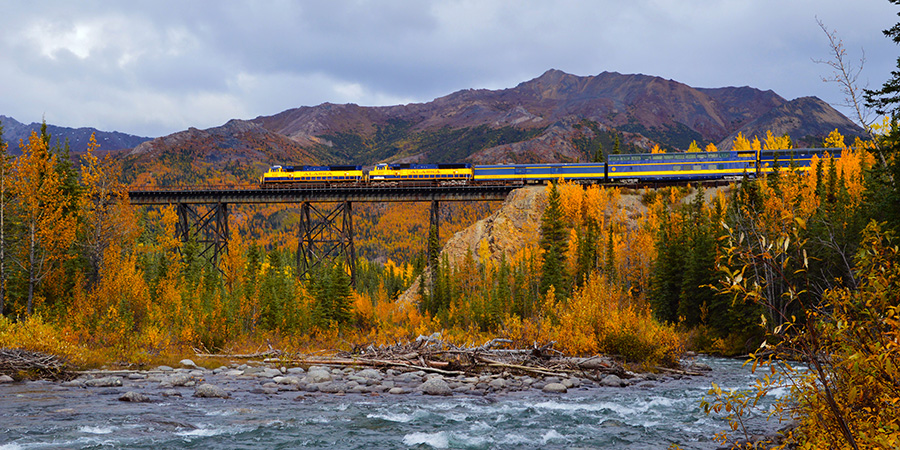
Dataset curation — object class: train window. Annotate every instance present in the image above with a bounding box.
[717,164,724,170]
[673,165,681,171]
[652,155,664,160]
[693,165,702,171]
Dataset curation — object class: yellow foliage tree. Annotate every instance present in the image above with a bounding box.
[763,130,792,150]
[824,128,846,148]
[12,131,77,314]
[687,141,701,152]
[79,133,139,286]
[732,132,752,151]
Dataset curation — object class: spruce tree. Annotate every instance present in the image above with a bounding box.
[677,188,717,327]
[0,121,7,316]
[648,207,684,323]
[539,183,568,300]
[592,141,604,163]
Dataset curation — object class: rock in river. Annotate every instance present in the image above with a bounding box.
[84,377,122,387]
[119,391,151,403]
[194,383,229,398]
[542,383,568,393]
[420,377,452,396]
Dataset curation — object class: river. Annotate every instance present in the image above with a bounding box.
[1,356,788,449]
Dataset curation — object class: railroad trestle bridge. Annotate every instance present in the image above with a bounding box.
[128,184,518,285]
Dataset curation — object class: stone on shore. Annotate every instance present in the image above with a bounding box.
[119,391,151,402]
[0,374,14,383]
[179,359,198,369]
[542,383,568,393]
[194,383,229,398]
[306,368,333,383]
[599,374,628,387]
[420,377,452,396]
[85,376,122,387]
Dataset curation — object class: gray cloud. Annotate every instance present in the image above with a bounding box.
[1,0,897,138]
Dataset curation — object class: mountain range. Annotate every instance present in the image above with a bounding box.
[0,115,151,155]
[3,69,865,184]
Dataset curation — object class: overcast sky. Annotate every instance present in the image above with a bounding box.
[1,1,898,138]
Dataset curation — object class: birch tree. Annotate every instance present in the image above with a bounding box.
[13,131,77,314]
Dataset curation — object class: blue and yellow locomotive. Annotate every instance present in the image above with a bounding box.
[260,165,364,185]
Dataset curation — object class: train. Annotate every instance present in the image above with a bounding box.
[259,148,840,188]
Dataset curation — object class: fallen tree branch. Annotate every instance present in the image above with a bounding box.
[276,357,465,376]
[0,348,72,380]
[195,349,283,359]
[476,356,572,378]
[656,366,705,377]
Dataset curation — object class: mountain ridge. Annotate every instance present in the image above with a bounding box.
[6,69,865,185]
[0,115,151,155]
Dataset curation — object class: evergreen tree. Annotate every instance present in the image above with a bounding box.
[613,134,621,154]
[310,262,351,328]
[592,141,604,163]
[648,206,684,323]
[864,3,900,231]
[0,121,8,315]
[539,183,568,300]
[676,188,718,327]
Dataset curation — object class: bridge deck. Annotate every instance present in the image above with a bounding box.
[128,183,521,205]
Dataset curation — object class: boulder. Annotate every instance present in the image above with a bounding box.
[420,377,452,396]
[85,377,122,387]
[118,391,151,402]
[542,383,568,393]
[179,359,198,369]
[166,374,193,387]
[356,369,382,380]
[259,368,283,378]
[306,368,333,383]
[317,382,348,394]
[194,383,229,398]
[0,375,14,383]
[599,374,628,387]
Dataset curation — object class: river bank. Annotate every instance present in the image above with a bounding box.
[21,354,710,401]
[0,356,786,449]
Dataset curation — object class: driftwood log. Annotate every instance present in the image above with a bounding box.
[198,337,633,380]
[0,348,72,380]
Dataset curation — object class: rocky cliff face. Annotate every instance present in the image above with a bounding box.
[397,186,547,305]
[441,186,547,267]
